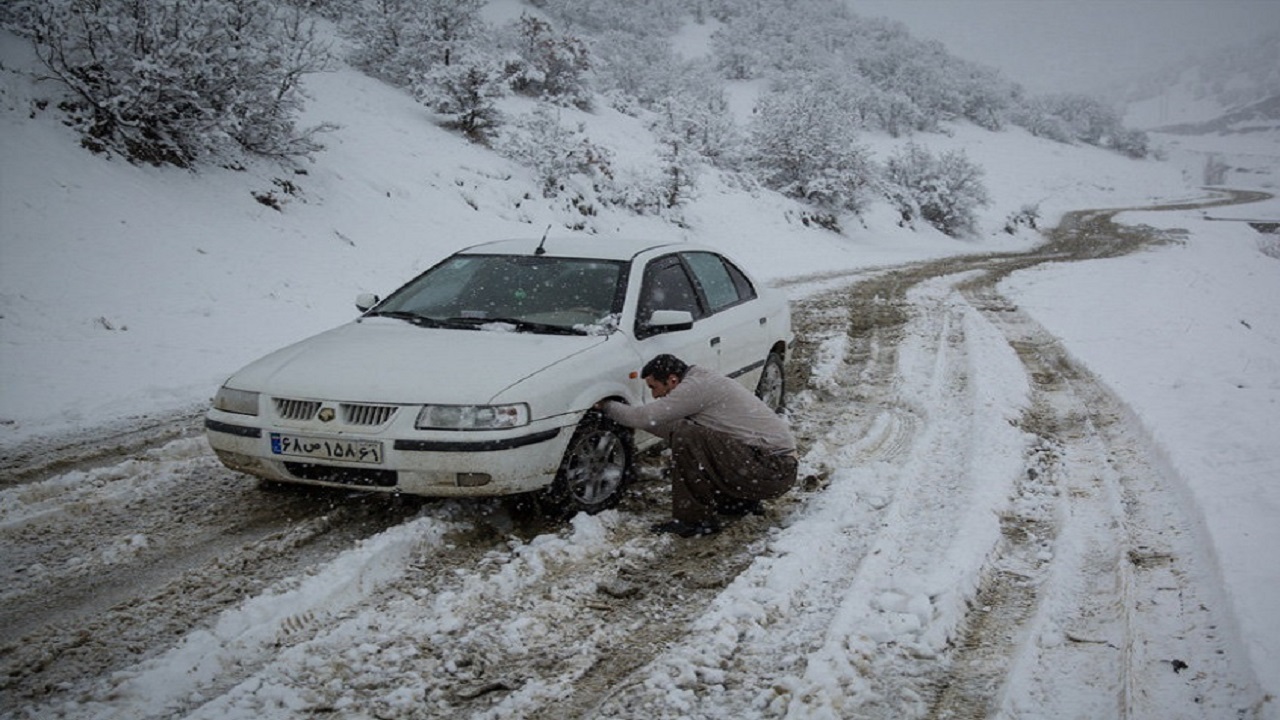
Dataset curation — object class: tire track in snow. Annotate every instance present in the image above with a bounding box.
[28,513,462,720]
[779,275,1032,719]
[141,505,787,719]
[0,441,434,715]
[0,407,206,489]
[937,280,1264,719]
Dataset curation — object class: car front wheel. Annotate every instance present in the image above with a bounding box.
[755,351,786,413]
[540,412,633,517]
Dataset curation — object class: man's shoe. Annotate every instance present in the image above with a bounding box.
[649,519,720,537]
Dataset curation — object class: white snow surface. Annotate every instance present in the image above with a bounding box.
[2,21,1278,720]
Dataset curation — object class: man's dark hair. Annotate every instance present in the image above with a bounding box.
[642,354,689,382]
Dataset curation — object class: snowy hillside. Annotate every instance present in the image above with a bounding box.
[0,22,1195,444]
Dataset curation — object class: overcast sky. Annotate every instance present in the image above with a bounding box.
[850,1,1280,93]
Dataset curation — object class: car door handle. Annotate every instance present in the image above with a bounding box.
[710,336,721,347]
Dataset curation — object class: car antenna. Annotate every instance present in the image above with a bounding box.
[535,225,551,256]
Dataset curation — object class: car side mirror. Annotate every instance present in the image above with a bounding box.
[646,309,694,333]
[355,293,380,312]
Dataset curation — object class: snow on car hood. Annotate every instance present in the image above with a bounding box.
[226,317,610,404]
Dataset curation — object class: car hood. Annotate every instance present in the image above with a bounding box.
[226,318,610,405]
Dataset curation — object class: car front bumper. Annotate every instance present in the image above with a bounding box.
[205,413,573,497]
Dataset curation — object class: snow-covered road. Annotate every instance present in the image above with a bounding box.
[0,204,1267,720]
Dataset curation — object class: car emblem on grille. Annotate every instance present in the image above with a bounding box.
[318,407,336,422]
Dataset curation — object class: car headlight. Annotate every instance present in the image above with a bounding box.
[415,403,529,430]
[213,386,260,416]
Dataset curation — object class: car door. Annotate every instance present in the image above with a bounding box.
[632,253,718,374]
[680,251,768,386]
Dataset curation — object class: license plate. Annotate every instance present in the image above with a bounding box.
[270,433,384,464]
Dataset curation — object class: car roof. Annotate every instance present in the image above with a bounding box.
[457,237,704,262]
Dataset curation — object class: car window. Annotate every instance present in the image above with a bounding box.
[723,257,757,302]
[636,255,703,336]
[683,251,752,312]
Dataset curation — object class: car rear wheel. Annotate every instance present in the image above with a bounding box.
[755,351,786,413]
[540,412,633,517]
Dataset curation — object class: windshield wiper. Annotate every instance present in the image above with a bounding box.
[365,310,445,328]
[441,316,587,336]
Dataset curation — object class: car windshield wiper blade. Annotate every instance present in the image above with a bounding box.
[366,310,446,328]
[442,316,587,336]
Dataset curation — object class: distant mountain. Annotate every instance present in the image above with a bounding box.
[1122,30,1280,130]
[1149,94,1280,135]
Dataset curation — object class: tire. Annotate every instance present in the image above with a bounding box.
[539,411,634,517]
[754,351,786,413]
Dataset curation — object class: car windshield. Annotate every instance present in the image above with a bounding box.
[370,254,627,335]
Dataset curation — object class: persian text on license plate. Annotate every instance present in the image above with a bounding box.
[270,433,384,464]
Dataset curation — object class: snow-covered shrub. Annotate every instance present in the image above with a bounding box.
[495,104,612,197]
[648,100,704,209]
[883,143,990,237]
[500,15,592,110]
[707,0,1022,136]
[283,0,358,21]
[1003,203,1041,235]
[709,12,765,80]
[669,73,741,167]
[592,35,738,165]
[345,0,485,87]
[746,80,876,214]
[644,77,738,188]
[863,88,927,138]
[528,0,686,37]
[1110,127,1151,159]
[1041,93,1120,145]
[417,56,506,143]
[601,168,672,217]
[954,65,1013,131]
[592,31,684,111]
[13,0,334,167]
[1011,92,1149,157]
[710,0,855,80]
[1008,98,1074,144]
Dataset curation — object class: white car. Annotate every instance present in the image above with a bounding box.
[205,237,793,514]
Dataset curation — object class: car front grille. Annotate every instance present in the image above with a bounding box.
[275,398,321,421]
[272,397,399,426]
[342,403,398,426]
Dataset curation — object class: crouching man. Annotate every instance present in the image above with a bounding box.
[597,354,797,538]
